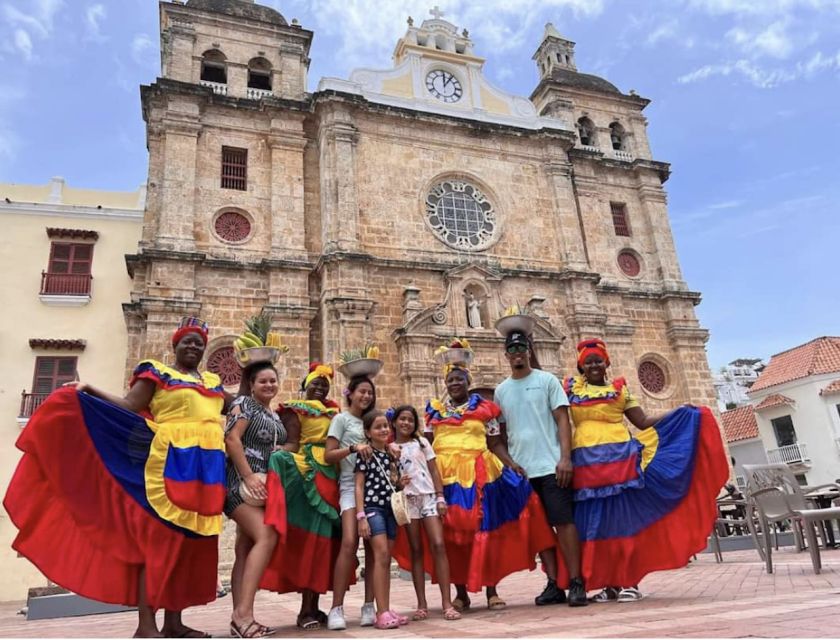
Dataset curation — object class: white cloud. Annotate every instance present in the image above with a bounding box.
[131,33,156,67]
[13,28,32,60]
[726,20,793,59]
[85,3,106,41]
[688,0,840,17]
[799,48,840,74]
[677,59,797,87]
[1,0,63,61]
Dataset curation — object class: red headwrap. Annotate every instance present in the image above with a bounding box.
[171,317,209,347]
[576,338,610,368]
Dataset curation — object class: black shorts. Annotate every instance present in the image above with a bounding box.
[529,474,575,526]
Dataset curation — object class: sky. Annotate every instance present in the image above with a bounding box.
[1,0,838,369]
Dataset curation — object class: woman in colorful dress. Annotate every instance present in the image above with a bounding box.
[3,317,227,638]
[562,338,728,598]
[225,361,294,638]
[394,350,555,612]
[262,363,343,631]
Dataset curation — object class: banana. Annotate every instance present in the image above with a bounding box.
[239,334,261,348]
[233,338,246,351]
[243,331,264,347]
[367,345,380,359]
[267,332,280,348]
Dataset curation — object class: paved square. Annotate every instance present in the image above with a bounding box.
[0,548,837,638]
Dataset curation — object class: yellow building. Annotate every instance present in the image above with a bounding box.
[0,177,144,601]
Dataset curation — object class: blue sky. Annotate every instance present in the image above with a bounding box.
[1,0,838,369]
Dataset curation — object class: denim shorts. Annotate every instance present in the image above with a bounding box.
[365,505,397,540]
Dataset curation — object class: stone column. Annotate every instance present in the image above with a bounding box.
[268,116,307,261]
[543,155,590,271]
[318,107,359,253]
[157,109,200,252]
[636,177,685,291]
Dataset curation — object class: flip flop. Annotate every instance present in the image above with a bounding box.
[487,595,507,610]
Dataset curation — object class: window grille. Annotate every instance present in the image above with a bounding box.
[221,147,247,190]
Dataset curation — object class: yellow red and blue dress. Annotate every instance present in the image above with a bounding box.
[3,360,226,610]
[393,394,555,591]
[560,375,728,589]
[262,399,347,594]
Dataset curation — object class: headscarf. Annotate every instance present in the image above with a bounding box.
[171,316,209,347]
[576,338,610,369]
[303,362,334,390]
[443,363,473,384]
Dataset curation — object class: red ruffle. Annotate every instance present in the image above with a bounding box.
[2,388,217,610]
[259,523,344,594]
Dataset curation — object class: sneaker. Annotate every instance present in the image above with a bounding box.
[360,602,376,627]
[568,577,588,607]
[327,606,346,631]
[534,578,567,606]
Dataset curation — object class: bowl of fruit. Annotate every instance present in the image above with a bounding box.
[494,304,536,337]
[233,313,289,367]
[337,345,383,379]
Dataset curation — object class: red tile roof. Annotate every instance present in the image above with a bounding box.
[721,405,759,443]
[750,337,840,392]
[754,393,795,411]
[820,379,840,396]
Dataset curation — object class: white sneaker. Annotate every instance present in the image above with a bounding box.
[327,606,347,630]
[360,601,376,627]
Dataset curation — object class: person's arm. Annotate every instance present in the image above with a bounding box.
[487,435,525,476]
[224,406,266,500]
[552,405,573,488]
[624,405,669,430]
[426,456,447,516]
[70,379,155,414]
[277,408,301,453]
[355,470,370,539]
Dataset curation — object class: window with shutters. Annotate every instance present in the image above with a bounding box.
[20,357,79,419]
[221,147,247,191]
[41,242,93,295]
[610,202,631,237]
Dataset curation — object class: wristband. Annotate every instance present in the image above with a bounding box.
[435,497,446,505]
[356,511,367,521]
[349,444,357,454]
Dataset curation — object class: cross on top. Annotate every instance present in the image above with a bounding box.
[429,5,445,20]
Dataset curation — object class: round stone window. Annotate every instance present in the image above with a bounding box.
[638,360,666,394]
[617,250,641,277]
[425,179,497,251]
[213,210,252,243]
[207,346,242,387]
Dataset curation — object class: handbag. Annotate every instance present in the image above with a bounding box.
[372,451,410,526]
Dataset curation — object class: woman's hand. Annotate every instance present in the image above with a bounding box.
[358,517,371,540]
[555,457,573,488]
[355,443,372,461]
[509,462,527,477]
[388,443,402,458]
[242,473,267,500]
[436,500,447,517]
[63,381,88,392]
[398,474,411,488]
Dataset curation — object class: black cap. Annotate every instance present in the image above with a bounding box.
[505,331,529,348]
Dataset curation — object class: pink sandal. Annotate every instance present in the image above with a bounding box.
[390,610,409,626]
[374,611,399,630]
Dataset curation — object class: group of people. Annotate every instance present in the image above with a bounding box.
[2,316,729,638]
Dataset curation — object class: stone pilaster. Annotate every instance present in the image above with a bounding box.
[157,107,201,252]
[318,106,359,252]
[543,157,589,271]
[636,178,685,290]
[268,116,308,261]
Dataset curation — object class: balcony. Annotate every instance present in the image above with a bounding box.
[40,272,92,306]
[246,87,272,100]
[19,392,50,426]
[200,80,228,96]
[613,150,634,162]
[766,442,811,466]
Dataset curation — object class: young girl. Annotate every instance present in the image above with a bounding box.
[389,406,460,622]
[324,376,377,630]
[355,410,410,630]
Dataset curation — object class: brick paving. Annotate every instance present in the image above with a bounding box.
[0,548,838,638]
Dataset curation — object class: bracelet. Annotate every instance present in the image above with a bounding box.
[435,497,446,504]
[349,444,357,454]
[356,511,367,521]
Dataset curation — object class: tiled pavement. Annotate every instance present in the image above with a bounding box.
[1,548,838,638]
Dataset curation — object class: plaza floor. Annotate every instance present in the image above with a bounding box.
[0,548,838,638]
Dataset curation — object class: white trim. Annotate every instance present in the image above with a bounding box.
[17,417,29,429]
[0,201,143,221]
[39,294,92,307]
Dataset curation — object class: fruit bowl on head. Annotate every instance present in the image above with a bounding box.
[236,346,282,368]
[434,348,474,368]
[338,358,383,380]
[494,314,536,338]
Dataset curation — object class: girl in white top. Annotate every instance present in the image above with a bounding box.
[389,405,461,622]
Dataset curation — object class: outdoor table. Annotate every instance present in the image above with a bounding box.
[804,488,840,548]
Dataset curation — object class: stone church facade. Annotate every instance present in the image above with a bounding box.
[128,0,716,417]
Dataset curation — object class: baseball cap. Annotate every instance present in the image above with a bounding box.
[504,331,529,348]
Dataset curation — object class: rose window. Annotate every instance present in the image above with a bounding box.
[425,180,497,251]
[638,360,666,394]
[207,346,242,387]
[214,211,252,243]
[617,250,641,277]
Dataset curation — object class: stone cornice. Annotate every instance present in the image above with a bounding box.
[597,282,702,304]
[28,338,87,350]
[0,201,142,221]
[126,249,315,277]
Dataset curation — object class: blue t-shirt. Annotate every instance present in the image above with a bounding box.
[494,369,570,478]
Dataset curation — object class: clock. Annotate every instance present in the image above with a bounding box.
[425,69,463,103]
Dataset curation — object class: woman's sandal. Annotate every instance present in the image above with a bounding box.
[230,619,275,638]
[487,595,507,610]
[296,614,320,631]
[443,607,462,621]
[412,608,429,621]
[452,597,470,612]
[314,610,328,626]
[617,587,645,602]
[390,611,409,626]
[374,611,400,630]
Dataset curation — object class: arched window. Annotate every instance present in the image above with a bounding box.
[247,57,272,91]
[609,122,625,151]
[200,49,227,84]
[577,116,596,147]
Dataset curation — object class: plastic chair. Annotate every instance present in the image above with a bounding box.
[743,463,840,574]
[709,498,764,563]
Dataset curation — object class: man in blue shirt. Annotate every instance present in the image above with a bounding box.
[494,330,587,607]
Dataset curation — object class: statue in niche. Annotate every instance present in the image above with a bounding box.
[466,292,483,329]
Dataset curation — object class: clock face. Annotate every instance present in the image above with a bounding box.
[425,70,463,103]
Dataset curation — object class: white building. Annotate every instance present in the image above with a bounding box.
[714,358,764,412]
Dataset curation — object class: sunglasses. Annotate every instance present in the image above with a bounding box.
[506,344,528,354]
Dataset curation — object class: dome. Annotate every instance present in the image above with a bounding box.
[186,0,288,27]
[549,68,622,95]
